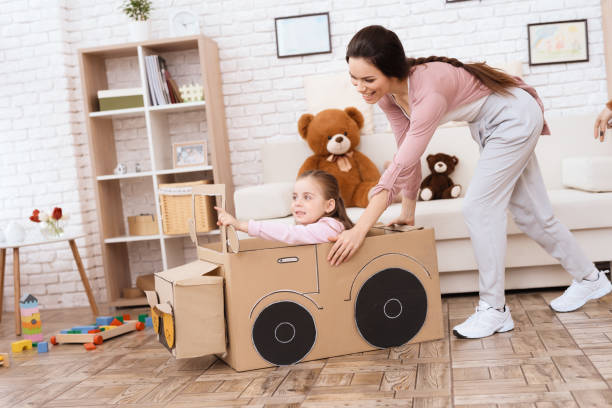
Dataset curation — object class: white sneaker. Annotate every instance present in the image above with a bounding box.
[550,270,612,313]
[453,300,514,339]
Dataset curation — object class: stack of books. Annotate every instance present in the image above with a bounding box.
[144,55,183,106]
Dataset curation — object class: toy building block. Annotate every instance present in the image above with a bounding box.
[115,315,124,323]
[51,320,145,347]
[122,314,131,321]
[11,339,33,353]
[0,353,9,367]
[96,316,114,326]
[84,343,96,351]
[145,316,153,328]
[37,342,48,353]
[20,294,43,343]
[138,313,148,323]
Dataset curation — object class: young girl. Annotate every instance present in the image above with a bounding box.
[215,170,353,244]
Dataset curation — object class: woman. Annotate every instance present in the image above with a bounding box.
[328,25,610,339]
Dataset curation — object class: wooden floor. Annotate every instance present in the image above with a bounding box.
[1,289,612,407]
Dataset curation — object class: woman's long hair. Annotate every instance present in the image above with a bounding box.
[346,25,519,95]
[298,170,354,230]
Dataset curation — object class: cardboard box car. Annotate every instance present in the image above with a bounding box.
[146,184,444,372]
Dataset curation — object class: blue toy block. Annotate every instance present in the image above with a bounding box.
[37,342,48,353]
[60,330,69,334]
[71,325,97,332]
[96,316,114,326]
[145,316,153,328]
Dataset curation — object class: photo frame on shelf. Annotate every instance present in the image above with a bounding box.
[274,12,331,58]
[528,19,589,66]
[172,140,208,168]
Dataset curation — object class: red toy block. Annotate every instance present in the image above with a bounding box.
[135,321,145,331]
[93,335,104,345]
[84,343,96,351]
[50,336,58,345]
[110,318,122,326]
[122,314,131,321]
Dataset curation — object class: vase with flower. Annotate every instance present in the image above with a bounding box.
[29,207,69,239]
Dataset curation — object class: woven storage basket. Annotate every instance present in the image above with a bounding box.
[159,180,217,235]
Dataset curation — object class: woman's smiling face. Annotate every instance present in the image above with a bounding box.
[348,57,391,104]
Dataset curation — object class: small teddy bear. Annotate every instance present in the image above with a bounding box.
[419,153,461,201]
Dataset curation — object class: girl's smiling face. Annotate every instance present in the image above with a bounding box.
[291,176,335,225]
[348,57,392,104]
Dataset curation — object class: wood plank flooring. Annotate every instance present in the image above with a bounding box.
[1,289,612,407]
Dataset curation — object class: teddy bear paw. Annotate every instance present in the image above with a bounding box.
[420,187,433,201]
[451,185,461,198]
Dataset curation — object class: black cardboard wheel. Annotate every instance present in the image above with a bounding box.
[355,267,427,348]
[252,301,316,366]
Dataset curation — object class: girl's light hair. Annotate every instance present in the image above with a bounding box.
[297,170,354,230]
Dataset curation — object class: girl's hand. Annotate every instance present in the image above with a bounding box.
[594,106,612,142]
[214,206,237,228]
[327,227,368,266]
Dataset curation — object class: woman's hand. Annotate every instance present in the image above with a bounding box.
[594,106,612,142]
[386,197,416,226]
[327,226,368,266]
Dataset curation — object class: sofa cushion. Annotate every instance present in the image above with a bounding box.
[562,156,612,192]
[345,189,612,240]
[235,182,294,220]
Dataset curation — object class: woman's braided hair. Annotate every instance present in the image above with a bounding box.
[346,26,519,95]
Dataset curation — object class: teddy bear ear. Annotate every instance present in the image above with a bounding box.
[344,107,364,129]
[298,114,314,139]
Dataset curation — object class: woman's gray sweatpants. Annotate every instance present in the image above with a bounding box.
[464,87,595,309]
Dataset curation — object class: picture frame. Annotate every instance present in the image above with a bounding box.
[528,19,589,66]
[172,140,208,168]
[274,12,331,58]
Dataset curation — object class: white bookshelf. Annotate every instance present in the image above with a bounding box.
[78,35,234,308]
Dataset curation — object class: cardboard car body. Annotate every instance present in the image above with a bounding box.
[146,184,444,372]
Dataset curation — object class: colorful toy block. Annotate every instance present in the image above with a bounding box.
[138,313,148,323]
[110,318,122,326]
[0,353,9,367]
[84,343,96,351]
[115,315,124,323]
[145,316,153,327]
[96,316,114,326]
[20,294,43,343]
[37,342,48,353]
[122,314,131,321]
[11,339,33,353]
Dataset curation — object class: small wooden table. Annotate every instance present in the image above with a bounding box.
[0,233,99,336]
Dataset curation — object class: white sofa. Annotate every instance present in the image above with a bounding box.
[235,114,612,294]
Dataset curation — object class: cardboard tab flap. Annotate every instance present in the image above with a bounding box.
[156,260,220,283]
[144,290,158,308]
[177,275,224,287]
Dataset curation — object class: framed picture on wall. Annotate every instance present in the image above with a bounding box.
[274,12,331,58]
[172,140,208,168]
[528,19,589,66]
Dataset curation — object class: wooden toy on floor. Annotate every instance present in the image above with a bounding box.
[20,294,43,343]
[0,353,9,367]
[37,342,49,353]
[11,339,33,353]
[50,316,145,346]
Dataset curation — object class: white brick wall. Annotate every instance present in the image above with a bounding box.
[0,0,608,310]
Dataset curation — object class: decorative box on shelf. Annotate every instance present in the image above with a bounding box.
[97,88,144,111]
[128,214,159,236]
[159,180,217,235]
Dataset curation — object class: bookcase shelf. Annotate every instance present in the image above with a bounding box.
[79,35,234,308]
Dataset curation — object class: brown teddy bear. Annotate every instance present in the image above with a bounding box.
[298,107,380,208]
[419,153,462,201]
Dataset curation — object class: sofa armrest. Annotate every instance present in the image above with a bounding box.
[234,182,294,220]
[562,156,612,192]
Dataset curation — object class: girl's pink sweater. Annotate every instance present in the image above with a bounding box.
[248,217,345,244]
[371,61,550,206]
